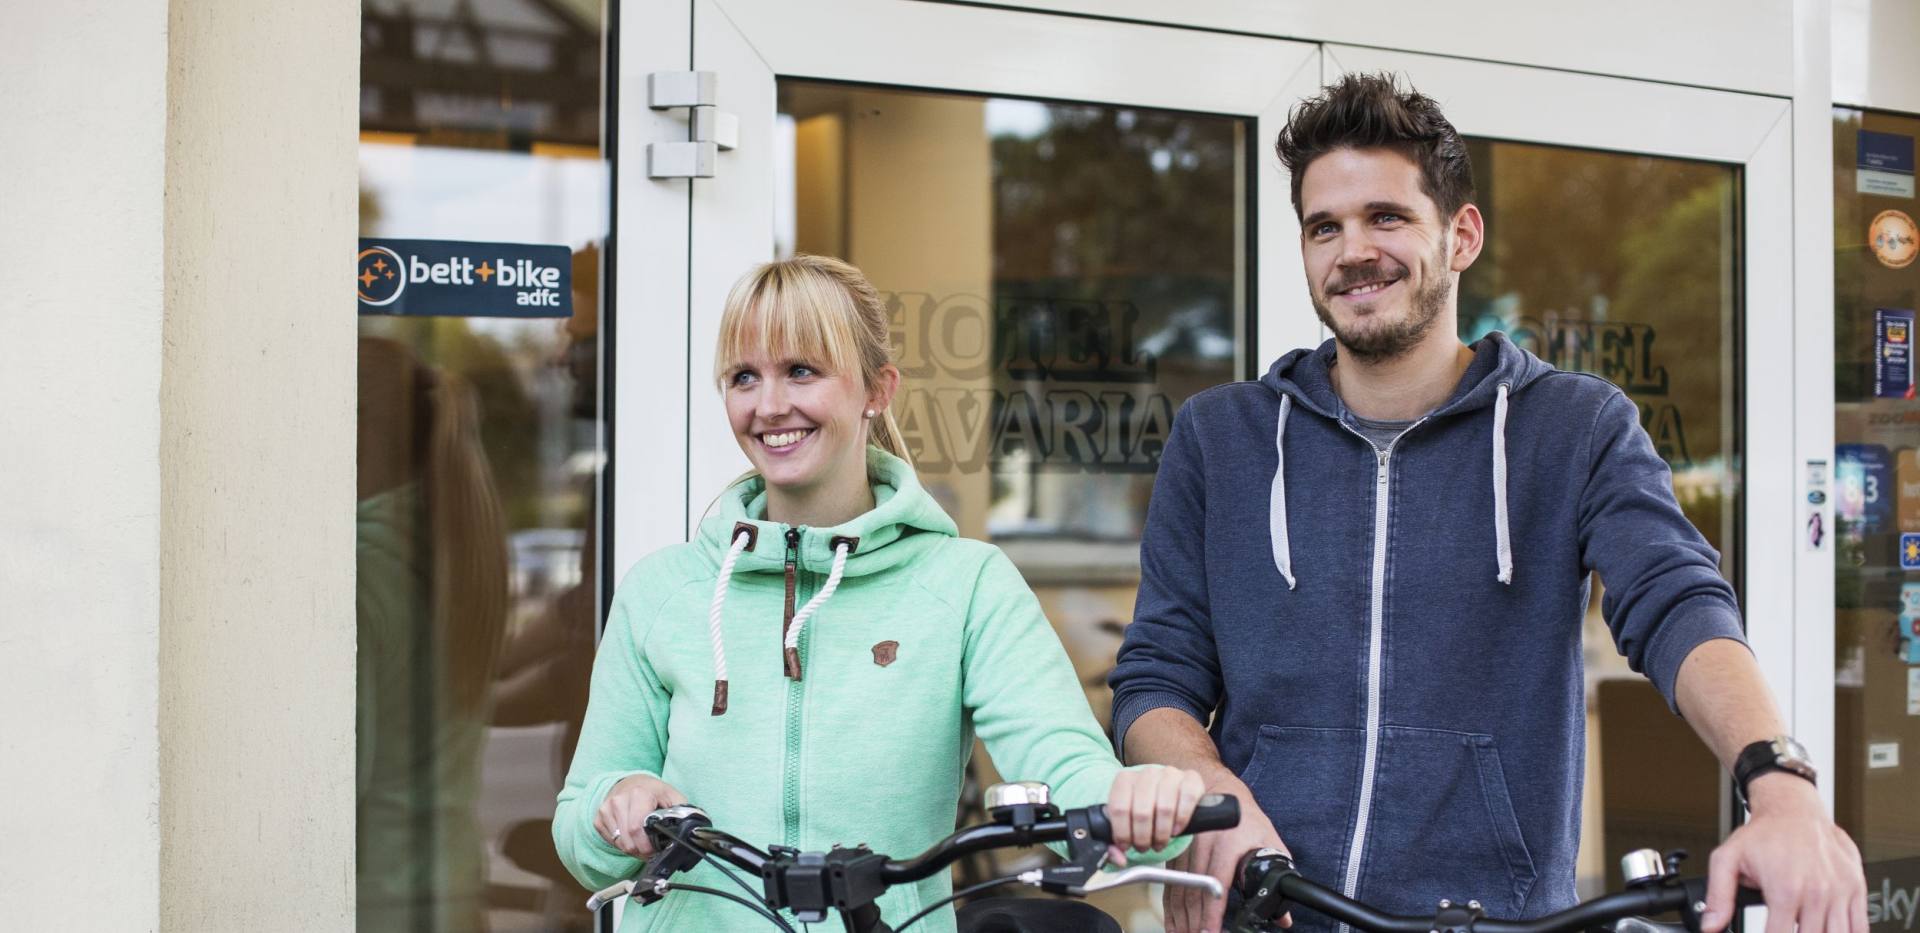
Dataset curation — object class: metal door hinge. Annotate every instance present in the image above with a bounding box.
[648,71,738,179]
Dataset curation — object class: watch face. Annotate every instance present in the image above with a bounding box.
[1772,736,1817,777]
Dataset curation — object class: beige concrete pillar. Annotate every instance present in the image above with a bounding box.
[158,0,358,928]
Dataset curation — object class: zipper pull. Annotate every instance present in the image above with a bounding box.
[783,527,803,680]
[1377,451,1389,483]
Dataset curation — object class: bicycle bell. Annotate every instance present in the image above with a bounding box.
[986,781,1058,826]
[1620,848,1669,887]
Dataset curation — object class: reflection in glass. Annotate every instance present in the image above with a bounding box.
[358,0,606,929]
[778,81,1246,928]
[357,336,510,932]
[1832,106,1920,917]
[1460,140,1741,897]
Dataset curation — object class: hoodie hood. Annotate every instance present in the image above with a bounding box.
[1259,332,1552,590]
[1260,332,1554,419]
[697,445,958,576]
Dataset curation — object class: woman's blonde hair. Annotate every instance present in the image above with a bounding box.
[713,254,912,465]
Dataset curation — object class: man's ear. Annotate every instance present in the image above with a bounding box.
[1449,202,1485,272]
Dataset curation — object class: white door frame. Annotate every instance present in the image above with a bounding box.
[616,0,1323,564]
[615,8,1829,801]
[1323,45,1828,798]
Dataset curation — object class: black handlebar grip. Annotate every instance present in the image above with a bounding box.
[1186,793,1241,833]
[1083,793,1241,843]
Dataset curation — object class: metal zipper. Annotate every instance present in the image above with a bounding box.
[781,526,809,848]
[1335,417,1426,933]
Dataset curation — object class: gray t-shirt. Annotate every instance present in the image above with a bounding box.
[1350,412,1415,451]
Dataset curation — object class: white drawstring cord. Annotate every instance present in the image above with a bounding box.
[1270,394,1297,590]
[783,541,850,681]
[707,528,753,715]
[1492,382,1514,585]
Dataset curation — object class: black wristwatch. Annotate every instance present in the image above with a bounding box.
[1732,735,1817,803]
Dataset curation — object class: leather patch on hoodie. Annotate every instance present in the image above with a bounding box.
[872,640,899,667]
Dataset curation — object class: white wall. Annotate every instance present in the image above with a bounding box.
[945,0,1797,98]
[0,0,358,928]
[1833,0,1920,113]
[0,1,167,928]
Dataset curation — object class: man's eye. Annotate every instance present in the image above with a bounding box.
[1312,223,1339,237]
[1376,213,1404,224]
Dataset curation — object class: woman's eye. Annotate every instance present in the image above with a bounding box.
[790,364,817,379]
[730,370,758,387]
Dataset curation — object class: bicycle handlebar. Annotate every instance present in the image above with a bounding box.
[1230,850,1766,933]
[587,791,1242,929]
[878,792,1241,882]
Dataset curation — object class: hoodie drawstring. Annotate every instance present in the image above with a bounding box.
[1492,382,1514,585]
[1270,394,1297,590]
[708,529,752,715]
[783,540,851,681]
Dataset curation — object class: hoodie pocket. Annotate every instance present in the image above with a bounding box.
[1239,725,1366,902]
[1360,727,1537,919]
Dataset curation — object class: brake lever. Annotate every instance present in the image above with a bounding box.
[585,880,634,911]
[1071,865,1225,899]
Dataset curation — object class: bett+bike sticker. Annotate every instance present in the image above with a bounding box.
[358,238,572,318]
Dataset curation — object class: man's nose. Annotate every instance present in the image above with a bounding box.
[1336,224,1380,266]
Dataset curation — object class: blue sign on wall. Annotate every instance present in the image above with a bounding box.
[357,238,573,318]
[1877,308,1915,399]
[1841,444,1895,534]
[1860,130,1915,199]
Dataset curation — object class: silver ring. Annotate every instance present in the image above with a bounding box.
[611,828,623,839]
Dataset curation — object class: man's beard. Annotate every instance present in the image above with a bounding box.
[1311,245,1453,364]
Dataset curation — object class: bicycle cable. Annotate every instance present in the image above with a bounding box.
[655,822,777,912]
[891,875,1024,932]
[660,882,799,933]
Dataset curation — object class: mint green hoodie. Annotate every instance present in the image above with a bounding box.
[555,448,1173,932]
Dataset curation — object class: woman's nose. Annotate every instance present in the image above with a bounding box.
[755,378,789,417]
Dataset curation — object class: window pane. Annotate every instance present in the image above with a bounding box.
[779,81,1246,927]
[1831,106,1920,914]
[1460,139,1741,897]
[358,1,606,929]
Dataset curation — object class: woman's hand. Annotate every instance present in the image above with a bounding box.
[1102,764,1208,865]
[594,774,689,858]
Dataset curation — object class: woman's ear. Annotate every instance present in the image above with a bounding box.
[866,364,901,418]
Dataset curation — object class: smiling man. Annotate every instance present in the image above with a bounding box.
[1108,73,1866,933]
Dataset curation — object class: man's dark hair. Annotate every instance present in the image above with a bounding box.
[1275,72,1474,221]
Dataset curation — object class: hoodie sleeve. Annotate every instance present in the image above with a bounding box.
[1578,390,1747,711]
[961,548,1187,864]
[552,572,675,890]
[1108,401,1223,754]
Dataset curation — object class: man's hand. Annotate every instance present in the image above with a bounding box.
[1164,771,1289,933]
[1701,774,1865,933]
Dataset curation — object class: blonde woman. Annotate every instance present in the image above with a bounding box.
[554,256,1208,931]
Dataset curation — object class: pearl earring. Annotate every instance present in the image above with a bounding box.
[864,409,876,419]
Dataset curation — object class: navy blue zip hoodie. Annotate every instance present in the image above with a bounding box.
[1109,334,1746,927]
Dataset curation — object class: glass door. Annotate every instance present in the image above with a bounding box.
[612,5,1805,928]
[617,1,1317,926]
[1323,45,1800,904]
[1831,104,1920,931]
